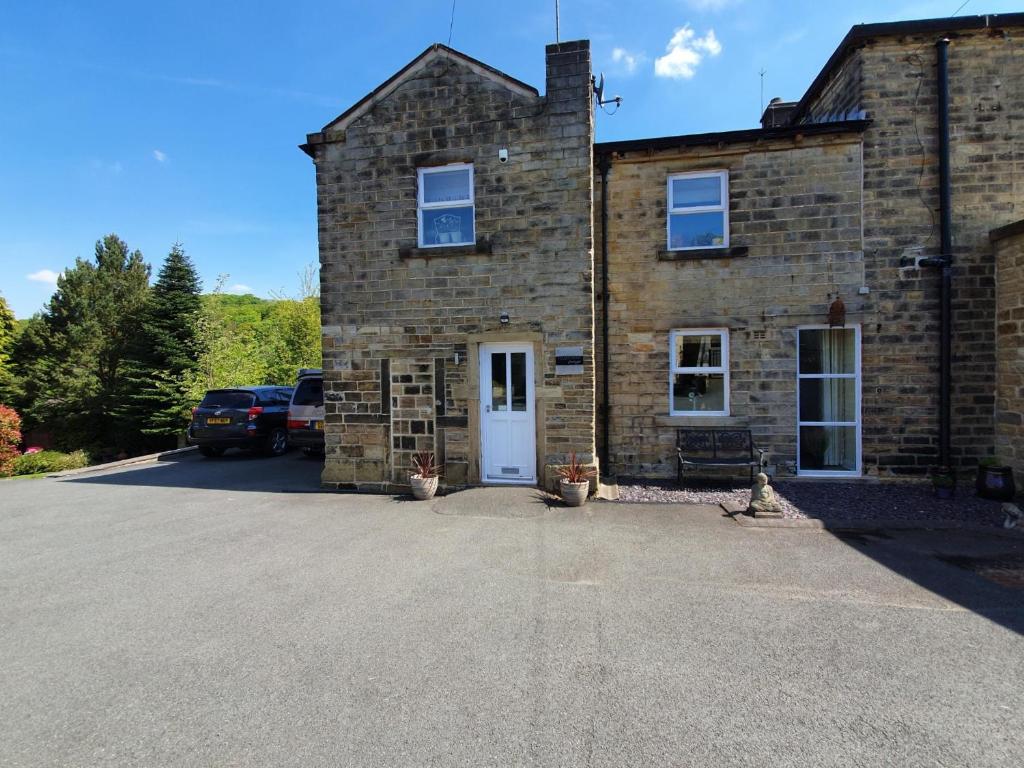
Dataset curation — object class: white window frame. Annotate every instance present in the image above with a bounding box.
[669,328,730,417]
[796,324,862,477]
[417,163,475,248]
[666,170,729,251]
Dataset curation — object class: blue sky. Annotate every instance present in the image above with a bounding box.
[1,0,1017,317]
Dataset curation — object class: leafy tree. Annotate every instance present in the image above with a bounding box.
[5,315,49,425]
[263,267,321,384]
[119,243,202,446]
[0,293,17,405]
[33,234,150,451]
[184,278,269,402]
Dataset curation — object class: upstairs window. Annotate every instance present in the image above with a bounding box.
[667,171,729,250]
[669,329,729,416]
[418,163,475,248]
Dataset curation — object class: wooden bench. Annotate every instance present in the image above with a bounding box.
[676,428,767,486]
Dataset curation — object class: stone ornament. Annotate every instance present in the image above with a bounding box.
[748,472,782,517]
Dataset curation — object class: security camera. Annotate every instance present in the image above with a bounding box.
[498,148,509,163]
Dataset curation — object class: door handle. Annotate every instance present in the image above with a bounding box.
[485,404,491,413]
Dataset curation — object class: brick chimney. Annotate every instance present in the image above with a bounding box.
[760,97,798,128]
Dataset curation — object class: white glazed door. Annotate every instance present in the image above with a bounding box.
[480,344,536,483]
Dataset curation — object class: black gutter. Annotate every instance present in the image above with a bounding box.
[919,38,954,469]
[936,38,953,470]
[597,152,611,475]
[789,13,1024,125]
[594,120,869,156]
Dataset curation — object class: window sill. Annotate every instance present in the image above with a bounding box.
[399,237,493,260]
[658,246,749,262]
[656,415,749,428]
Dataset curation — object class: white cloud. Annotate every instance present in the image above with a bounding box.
[153,149,168,163]
[27,269,60,285]
[611,47,645,75]
[225,284,253,294]
[654,26,722,80]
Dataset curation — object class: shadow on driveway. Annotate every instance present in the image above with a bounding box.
[63,449,325,494]
[827,527,1024,636]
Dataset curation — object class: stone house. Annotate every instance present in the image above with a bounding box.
[302,13,1024,490]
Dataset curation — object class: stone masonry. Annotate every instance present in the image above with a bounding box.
[305,16,1024,489]
[797,25,1024,474]
[304,41,596,489]
[595,130,866,477]
[994,221,1024,482]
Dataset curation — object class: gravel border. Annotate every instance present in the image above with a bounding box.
[616,478,1010,530]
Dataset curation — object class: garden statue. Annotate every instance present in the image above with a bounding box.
[748,472,782,517]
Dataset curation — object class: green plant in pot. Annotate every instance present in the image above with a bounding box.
[557,452,597,507]
[931,469,956,500]
[976,456,1016,501]
[410,451,442,500]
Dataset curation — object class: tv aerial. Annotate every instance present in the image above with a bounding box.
[593,73,622,113]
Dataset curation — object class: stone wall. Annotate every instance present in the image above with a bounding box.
[800,27,1024,474]
[994,221,1024,482]
[595,131,866,477]
[307,41,595,489]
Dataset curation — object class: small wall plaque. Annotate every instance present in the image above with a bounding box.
[555,346,584,375]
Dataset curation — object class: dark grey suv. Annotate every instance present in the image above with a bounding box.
[188,386,294,457]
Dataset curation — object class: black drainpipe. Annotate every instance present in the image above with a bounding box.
[597,152,611,475]
[936,37,953,471]
[921,38,953,470]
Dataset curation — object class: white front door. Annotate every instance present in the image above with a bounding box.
[480,343,536,484]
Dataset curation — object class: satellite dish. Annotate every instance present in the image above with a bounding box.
[594,72,605,104]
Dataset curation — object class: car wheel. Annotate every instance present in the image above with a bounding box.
[199,447,225,458]
[264,428,288,457]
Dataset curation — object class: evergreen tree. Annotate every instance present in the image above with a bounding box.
[119,243,202,444]
[33,234,150,452]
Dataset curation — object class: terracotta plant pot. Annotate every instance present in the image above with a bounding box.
[560,479,589,507]
[410,474,439,500]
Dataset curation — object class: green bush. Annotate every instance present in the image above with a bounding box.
[11,449,89,476]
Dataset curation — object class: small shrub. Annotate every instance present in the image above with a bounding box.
[557,451,597,484]
[0,404,22,477]
[410,451,442,479]
[11,449,89,476]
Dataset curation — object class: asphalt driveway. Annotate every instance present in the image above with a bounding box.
[1,452,1023,766]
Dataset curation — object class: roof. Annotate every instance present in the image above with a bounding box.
[301,43,538,156]
[790,13,1024,124]
[594,120,870,157]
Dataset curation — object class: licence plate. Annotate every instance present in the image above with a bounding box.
[314,421,324,431]
[207,417,231,425]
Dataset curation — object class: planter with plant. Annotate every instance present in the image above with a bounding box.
[410,451,442,500]
[931,469,956,500]
[557,451,597,507]
[976,457,1016,501]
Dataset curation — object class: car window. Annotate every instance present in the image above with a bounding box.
[200,390,255,409]
[256,390,286,406]
[292,378,324,407]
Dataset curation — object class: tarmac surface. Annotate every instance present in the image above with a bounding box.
[2,450,1023,766]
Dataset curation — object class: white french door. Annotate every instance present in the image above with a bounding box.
[797,326,861,476]
[479,343,536,484]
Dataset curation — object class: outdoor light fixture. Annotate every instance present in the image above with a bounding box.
[500,312,510,325]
